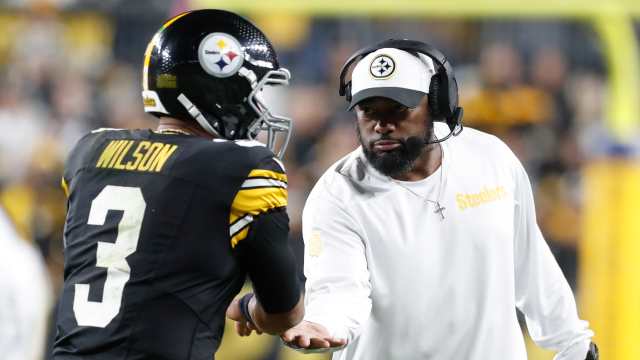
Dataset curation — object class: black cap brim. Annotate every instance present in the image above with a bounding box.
[348,87,427,110]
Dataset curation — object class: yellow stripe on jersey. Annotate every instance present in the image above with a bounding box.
[61,177,69,198]
[229,186,288,248]
[142,11,191,90]
[230,227,250,248]
[246,169,287,183]
[231,187,287,219]
[229,187,287,224]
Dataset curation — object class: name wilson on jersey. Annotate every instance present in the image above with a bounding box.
[96,140,178,172]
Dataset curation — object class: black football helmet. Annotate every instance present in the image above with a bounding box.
[141,9,292,158]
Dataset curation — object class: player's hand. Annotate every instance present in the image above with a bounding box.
[281,320,347,351]
[226,297,263,336]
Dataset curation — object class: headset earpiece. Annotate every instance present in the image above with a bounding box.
[428,73,441,119]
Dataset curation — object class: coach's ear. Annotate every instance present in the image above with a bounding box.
[585,342,598,360]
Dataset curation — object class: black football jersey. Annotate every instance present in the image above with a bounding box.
[52,129,299,360]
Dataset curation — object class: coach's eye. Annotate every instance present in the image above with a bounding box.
[394,104,409,113]
[359,105,373,115]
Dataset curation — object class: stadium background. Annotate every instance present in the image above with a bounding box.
[0,0,639,358]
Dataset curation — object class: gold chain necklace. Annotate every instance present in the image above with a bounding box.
[156,128,192,136]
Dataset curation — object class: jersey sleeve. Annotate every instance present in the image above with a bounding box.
[511,155,594,359]
[228,154,288,248]
[301,176,372,342]
[230,154,301,313]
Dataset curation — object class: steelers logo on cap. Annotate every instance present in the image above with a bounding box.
[198,33,245,78]
[369,54,395,79]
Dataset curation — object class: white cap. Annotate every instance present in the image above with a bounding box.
[349,47,436,110]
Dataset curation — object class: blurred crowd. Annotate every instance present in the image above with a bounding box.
[0,1,614,359]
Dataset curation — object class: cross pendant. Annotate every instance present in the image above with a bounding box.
[434,203,446,220]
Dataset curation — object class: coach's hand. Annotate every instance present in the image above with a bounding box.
[226,297,262,336]
[281,321,347,350]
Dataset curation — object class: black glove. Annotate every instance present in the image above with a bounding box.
[585,342,598,360]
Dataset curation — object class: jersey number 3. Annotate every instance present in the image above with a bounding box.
[73,185,146,328]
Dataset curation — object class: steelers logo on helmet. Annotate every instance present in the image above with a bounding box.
[369,54,396,79]
[198,32,245,78]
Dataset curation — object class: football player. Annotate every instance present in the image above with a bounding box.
[52,9,312,359]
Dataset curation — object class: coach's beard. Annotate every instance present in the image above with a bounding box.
[357,126,433,178]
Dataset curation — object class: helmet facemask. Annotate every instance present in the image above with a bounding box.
[176,67,292,158]
[244,68,292,159]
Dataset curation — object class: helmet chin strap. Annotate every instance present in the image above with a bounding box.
[177,93,221,137]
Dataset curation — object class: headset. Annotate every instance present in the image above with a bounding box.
[339,39,464,142]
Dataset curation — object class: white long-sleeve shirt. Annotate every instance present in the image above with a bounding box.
[302,124,593,360]
[0,207,52,360]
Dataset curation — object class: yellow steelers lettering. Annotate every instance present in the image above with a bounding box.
[456,194,467,210]
[456,186,507,211]
[143,96,157,107]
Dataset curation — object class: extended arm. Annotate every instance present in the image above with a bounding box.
[231,209,304,334]
[284,183,372,348]
[512,159,595,359]
[226,155,304,335]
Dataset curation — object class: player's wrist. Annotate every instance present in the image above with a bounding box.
[238,292,256,327]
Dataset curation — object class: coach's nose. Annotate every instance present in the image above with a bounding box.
[374,119,395,134]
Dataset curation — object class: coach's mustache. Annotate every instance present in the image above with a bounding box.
[369,135,424,152]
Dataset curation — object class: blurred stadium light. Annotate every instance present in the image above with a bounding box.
[193,0,640,140]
